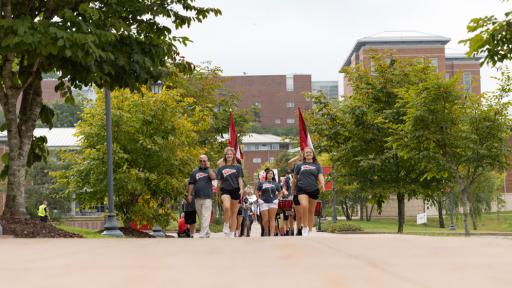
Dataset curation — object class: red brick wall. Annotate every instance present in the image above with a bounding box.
[243,150,282,183]
[344,46,447,96]
[222,75,312,128]
[445,61,481,95]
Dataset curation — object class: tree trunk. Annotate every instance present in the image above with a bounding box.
[341,199,352,221]
[1,77,43,218]
[461,187,470,236]
[397,192,405,233]
[359,200,364,221]
[470,208,478,230]
[368,204,374,221]
[364,204,369,221]
[436,197,445,228]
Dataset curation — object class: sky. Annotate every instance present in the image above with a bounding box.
[176,0,512,94]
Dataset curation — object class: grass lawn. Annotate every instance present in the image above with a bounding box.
[55,224,109,238]
[327,211,512,235]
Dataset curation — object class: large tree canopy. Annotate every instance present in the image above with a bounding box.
[0,0,221,217]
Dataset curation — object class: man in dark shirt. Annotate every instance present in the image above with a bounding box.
[188,155,216,238]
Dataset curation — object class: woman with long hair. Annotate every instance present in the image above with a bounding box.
[292,147,325,237]
[257,169,282,236]
[217,147,245,238]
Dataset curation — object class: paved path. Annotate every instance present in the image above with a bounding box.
[1,226,511,288]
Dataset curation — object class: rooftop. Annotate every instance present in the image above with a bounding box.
[0,128,79,148]
[342,31,451,68]
[219,133,287,144]
[445,53,483,62]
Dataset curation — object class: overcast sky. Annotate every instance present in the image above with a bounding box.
[177,0,512,94]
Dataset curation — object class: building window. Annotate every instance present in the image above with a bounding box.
[258,144,269,151]
[429,58,438,72]
[254,102,261,108]
[274,118,281,124]
[252,158,261,164]
[286,118,295,124]
[416,58,425,64]
[463,72,472,93]
[245,144,256,151]
[445,73,450,80]
[269,157,275,163]
[286,75,294,92]
[286,102,295,108]
[271,144,280,150]
[370,61,376,75]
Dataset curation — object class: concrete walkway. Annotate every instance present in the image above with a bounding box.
[1,226,511,288]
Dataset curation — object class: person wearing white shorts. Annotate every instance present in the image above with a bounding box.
[259,199,278,211]
[256,170,282,236]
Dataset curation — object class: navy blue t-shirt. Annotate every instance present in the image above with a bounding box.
[257,181,281,203]
[217,165,244,190]
[188,167,214,199]
[294,162,323,192]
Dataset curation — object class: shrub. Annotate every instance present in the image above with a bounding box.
[323,221,363,233]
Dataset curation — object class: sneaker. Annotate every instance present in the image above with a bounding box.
[302,228,309,237]
[223,223,230,235]
[230,232,236,238]
[291,229,295,236]
[297,228,302,236]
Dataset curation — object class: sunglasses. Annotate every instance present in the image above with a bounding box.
[199,160,208,163]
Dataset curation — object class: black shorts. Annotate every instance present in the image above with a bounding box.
[297,187,320,200]
[237,207,243,216]
[283,212,289,221]
[293,195,300,206]
[221,188,241,201]
[184,211,196,225]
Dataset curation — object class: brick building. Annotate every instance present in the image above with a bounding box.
[312,81,339,101]
[221,74,312,128]
[227,133,290,182]
[341,31,481,96]
[339,31,512,217]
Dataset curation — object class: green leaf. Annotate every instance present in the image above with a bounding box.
[39,104,55,129]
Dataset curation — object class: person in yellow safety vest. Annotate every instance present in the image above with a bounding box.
[38,201,50,223]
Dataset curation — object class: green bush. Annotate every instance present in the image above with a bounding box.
[322,221,363,233]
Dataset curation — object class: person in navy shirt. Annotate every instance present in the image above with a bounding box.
[217,147,245,238]
[292,147,325,237]
[187,155,216,238]
[257,169,282,236]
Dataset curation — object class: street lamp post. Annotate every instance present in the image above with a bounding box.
[332,180,337,224]
[149,81,166,238]
[448,189,457,231]
[102,89,123,237]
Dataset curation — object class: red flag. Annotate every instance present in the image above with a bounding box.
[229,112,243,162]
[298,107,314,151]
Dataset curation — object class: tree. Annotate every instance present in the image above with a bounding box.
[461,1,512,66]
[309,54,433,233]
[0,1,221,217]
[393,68,511,236]
[55,87,209,228]
[47,94,90,128]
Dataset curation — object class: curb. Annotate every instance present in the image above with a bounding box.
[328,231,512,236]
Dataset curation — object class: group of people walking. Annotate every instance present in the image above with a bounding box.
[183,146,324,238]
